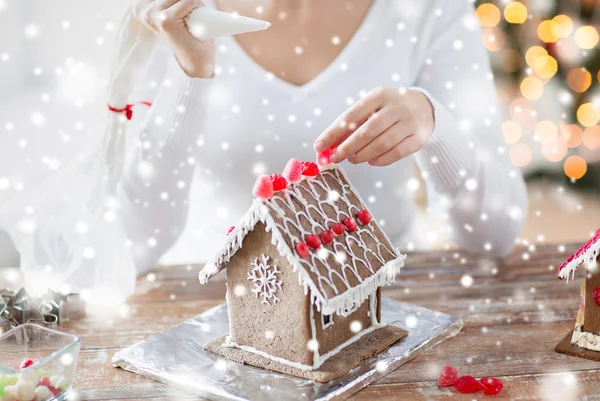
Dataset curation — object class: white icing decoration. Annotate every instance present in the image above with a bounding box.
[247,255,282,305]
[198,165,406,316]
[571,328,600,352]
[558,236,600,281]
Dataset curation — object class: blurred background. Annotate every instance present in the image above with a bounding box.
[0,0,599,269]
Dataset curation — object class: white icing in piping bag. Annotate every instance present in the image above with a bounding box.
[186,7,271,41]
[99,6,270,196]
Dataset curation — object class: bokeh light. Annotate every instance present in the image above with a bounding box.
[574,26,599,49]
[476,3,501,27]
[520,76,544,100]
[525,46,549,70]
[482,27,506,52]
[566,68,592,93]
[502,120,522,144]
[534,55,558,80]
[537,20,559,43]
[550,15,574,38]
[564,155,587,179]
[577,103,600,127]
[535,120,558,144]
[542,139,568,162]
[504,2,528,24]
[560,124,584,148]
[583,126,600,150]
[510,143,532,167]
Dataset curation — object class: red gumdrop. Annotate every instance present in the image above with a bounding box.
[296,242,310,258]
[593,287,600,306]
[253,175,274,199]
[331,223,346,236]
[20,359,34,369]
[454,376,480,394]
[283,158,303,183]
[317,147,335,166]
[321,230,335,244]
[437,365,458,387]
[301,161,320,177]
[270,174,288,191]
[226,226,235,236]
[479,377,503,395]
[48,386,61,396]
[343,217,358,233]
[38,377,51,387]
[356,209,371,225]
[306,234,322,249]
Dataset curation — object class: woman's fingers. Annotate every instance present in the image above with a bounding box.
[163,0,205,20]
[332,107,399,163]
[314,87,387,153]
[368,135,423,167]
[350,121,408,164]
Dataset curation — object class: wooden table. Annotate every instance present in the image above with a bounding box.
[66,244,600,400]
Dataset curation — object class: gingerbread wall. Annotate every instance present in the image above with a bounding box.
[583,255,600,334]
[226,222,314,366]
[312,289,381,357]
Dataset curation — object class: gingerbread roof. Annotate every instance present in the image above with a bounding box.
[198,162,405,315]
[557,229,600,281]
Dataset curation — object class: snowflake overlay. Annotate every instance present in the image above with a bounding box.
[247,255,283,305]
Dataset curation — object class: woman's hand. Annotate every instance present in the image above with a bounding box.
[314,88,435,166]
[134,0,215,78]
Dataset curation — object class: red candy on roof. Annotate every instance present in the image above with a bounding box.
[253,175,274,199]
[270,174,288,191]
[557,228,600,278]
[301,162,319,177]
[282,158,303,183]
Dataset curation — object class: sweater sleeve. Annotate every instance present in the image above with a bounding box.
[411,1,528,257]
[117,51,212,274]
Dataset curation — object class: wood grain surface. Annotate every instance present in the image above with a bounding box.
[66,244,600,400]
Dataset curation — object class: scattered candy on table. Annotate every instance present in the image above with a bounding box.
[0,360,67,401]
[437,364,504,395]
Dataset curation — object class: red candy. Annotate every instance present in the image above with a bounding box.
[296,242,310,258]
[48,386,61,396]
[356,209,371,225]
[253,175,274,199]
[437,365,458,387]
[454,376,480,394]
[301,161,320,177]
[226,226,235,236]
[20,359,34,369]
[283,158,303,183]
[331,223,346,236]
[38,377,51,387]
[306,234,322,249]
[317,147,334,166]
[270,174,288,191]
[479,377,503,395]
[321,230,335,244]
[593,287,600,306]
[343,217,358,232]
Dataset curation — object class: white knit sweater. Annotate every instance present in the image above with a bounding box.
[118,0,528,271]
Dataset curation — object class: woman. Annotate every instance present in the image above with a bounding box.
[120,0,528,272]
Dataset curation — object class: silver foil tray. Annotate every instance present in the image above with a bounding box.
[112,297,463,400]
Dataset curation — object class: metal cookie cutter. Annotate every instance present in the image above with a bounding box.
[0,288,86,331]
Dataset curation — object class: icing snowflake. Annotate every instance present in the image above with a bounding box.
[248,255,283,305]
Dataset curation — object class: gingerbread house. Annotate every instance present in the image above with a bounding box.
[555,229,600,360]
[199,151,407,381]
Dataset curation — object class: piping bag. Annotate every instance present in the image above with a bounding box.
[4,7,269,304]
[102,6,270,195]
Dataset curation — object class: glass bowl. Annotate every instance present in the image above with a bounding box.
[0,324,80,401]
